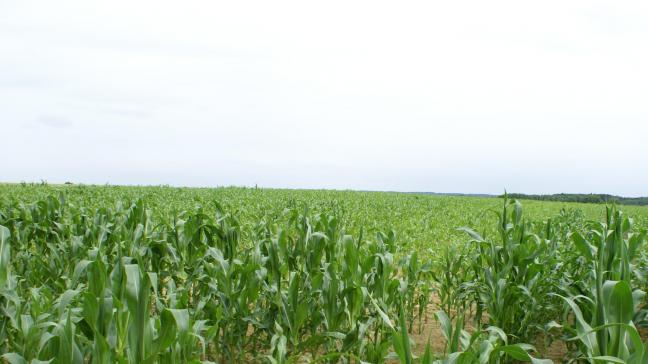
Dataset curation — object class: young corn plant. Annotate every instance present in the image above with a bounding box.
[556,207,647,362]
[2,186,647,363]
[460,198,560,342]
[433,310,552,364]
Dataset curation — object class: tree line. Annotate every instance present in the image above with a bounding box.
[504,193,648,206]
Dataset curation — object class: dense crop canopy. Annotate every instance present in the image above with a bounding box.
[0,184,647,363]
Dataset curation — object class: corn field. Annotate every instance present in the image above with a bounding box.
[1,185,648,363]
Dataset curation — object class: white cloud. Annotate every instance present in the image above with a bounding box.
[1,0,647,195]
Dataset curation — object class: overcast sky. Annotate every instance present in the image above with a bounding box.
[2,1,647,196]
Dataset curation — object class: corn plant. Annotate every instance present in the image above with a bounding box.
[556,207,647,362]
[459,198,561,341]
[1,185,647,363]
[433,310,552,364]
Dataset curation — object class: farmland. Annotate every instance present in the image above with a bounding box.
[1,184,648,363]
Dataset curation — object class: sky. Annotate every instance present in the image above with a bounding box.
[1,1,647,196]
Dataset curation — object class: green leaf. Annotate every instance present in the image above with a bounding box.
[602,280,634,324]
[147,308,190,362]
[391,306,413,364]
[573,232,594,261]
[2,353,27,364]
[0,225,10,288]
[457,227,484,242]
[588,356,626,363]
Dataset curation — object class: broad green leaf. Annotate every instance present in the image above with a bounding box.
[0,225,10,288]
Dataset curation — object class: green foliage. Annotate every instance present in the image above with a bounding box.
[458,198,563,341]
[0,184,647,363]
[0,186,434,362]
[555,207,648,362]
[434,312,551,364]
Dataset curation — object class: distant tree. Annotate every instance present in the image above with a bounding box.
[502,193,648,206]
